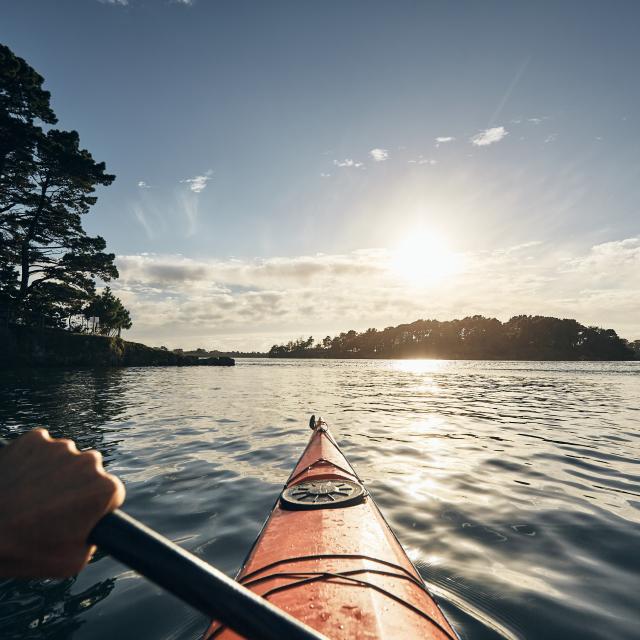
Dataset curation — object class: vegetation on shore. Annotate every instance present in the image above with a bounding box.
[171,347,268,358]
[268,315,639,361]
[1,325,234,368]
[0,45,234,367]
[0,44,130,336]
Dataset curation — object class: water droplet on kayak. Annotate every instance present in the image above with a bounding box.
[309,603,315,608]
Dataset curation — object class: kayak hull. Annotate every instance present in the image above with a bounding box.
[205,422,457,640]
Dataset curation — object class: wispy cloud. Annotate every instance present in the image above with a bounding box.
[544,133,558,144]
[488,57,531,126]
[98,0,128,5]
[333,159,364,168]
[369,148,389,162]
[435,136,455,147]
[131,180,202,238]
[470,126,509,147]
[408,156,437,165]
[178,191,200,237]
[511,116,549,125]
[181,169,213,193]
[132,204,155,239]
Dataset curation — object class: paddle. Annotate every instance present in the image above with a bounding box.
[89,509,327,640]
[0,439,327,640]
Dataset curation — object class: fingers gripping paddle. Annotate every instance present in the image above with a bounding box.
[0,438,326,640]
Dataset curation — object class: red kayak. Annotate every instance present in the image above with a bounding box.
[205,417,458,640]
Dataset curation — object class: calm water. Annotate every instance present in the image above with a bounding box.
[0,360,639,640]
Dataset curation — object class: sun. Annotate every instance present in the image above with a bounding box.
[390,230,462,286]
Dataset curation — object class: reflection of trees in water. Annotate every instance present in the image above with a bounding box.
[0,368,128,462]
[0,575,115,639]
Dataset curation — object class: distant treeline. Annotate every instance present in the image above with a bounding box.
[268,315,639,361]
[171,347,267,358]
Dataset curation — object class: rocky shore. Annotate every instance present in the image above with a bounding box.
[0,326,235,368]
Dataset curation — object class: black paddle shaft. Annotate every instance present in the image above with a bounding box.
[90,510,327,640]
[0,438,327,640]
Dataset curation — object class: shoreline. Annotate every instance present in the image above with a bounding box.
[1,326,234,368]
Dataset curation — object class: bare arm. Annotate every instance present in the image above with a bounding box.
[0,428,125,577]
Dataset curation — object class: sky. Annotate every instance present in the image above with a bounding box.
[3,0,639,349]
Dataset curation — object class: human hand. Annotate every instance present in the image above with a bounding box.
[0,428,125,577]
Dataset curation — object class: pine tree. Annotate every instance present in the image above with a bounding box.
[0,44,119,324]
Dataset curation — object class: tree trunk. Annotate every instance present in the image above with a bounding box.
[19,237,30,300]
[17,177,49,305]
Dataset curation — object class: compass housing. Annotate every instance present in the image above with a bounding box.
[280,479,366,510]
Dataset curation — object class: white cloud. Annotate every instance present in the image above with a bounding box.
[435,136,455,147]
[408,156,437,165]
[369,148,389,162]
[137,181,151,189]
[563,238,640,281]
[333,159,364,168]
[116,251,385,291]
[544,133,558,144]
[470,126,509,147]
[112,238,640,350]
[99,0,128,5]
[320,173,331,178]
[180,169,213,193]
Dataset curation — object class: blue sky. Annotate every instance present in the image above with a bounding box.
[3,0,639,349]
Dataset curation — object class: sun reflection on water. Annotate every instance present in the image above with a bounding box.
[390,359,451,375]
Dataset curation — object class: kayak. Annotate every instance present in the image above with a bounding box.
[204,417,458,640]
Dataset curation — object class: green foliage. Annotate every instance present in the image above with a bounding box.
[83,287,132,337]
[0,44,56,125]
[268,315,635,361]
[629,340,640,359]
[0,43,125,329]
[0,42,56,193]
[1,43,56,282]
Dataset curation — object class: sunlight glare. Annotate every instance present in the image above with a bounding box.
[392,359,449,375]
[390,231,462,286]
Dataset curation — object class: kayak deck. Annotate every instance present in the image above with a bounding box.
[205,419,457,640]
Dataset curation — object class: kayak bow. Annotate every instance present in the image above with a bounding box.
[205,417,458,640]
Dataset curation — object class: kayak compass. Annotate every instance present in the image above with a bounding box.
[281,479,366,510]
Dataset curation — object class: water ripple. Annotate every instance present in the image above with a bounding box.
[1,360,639,639]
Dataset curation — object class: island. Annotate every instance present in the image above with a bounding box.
[267,315,639,361]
